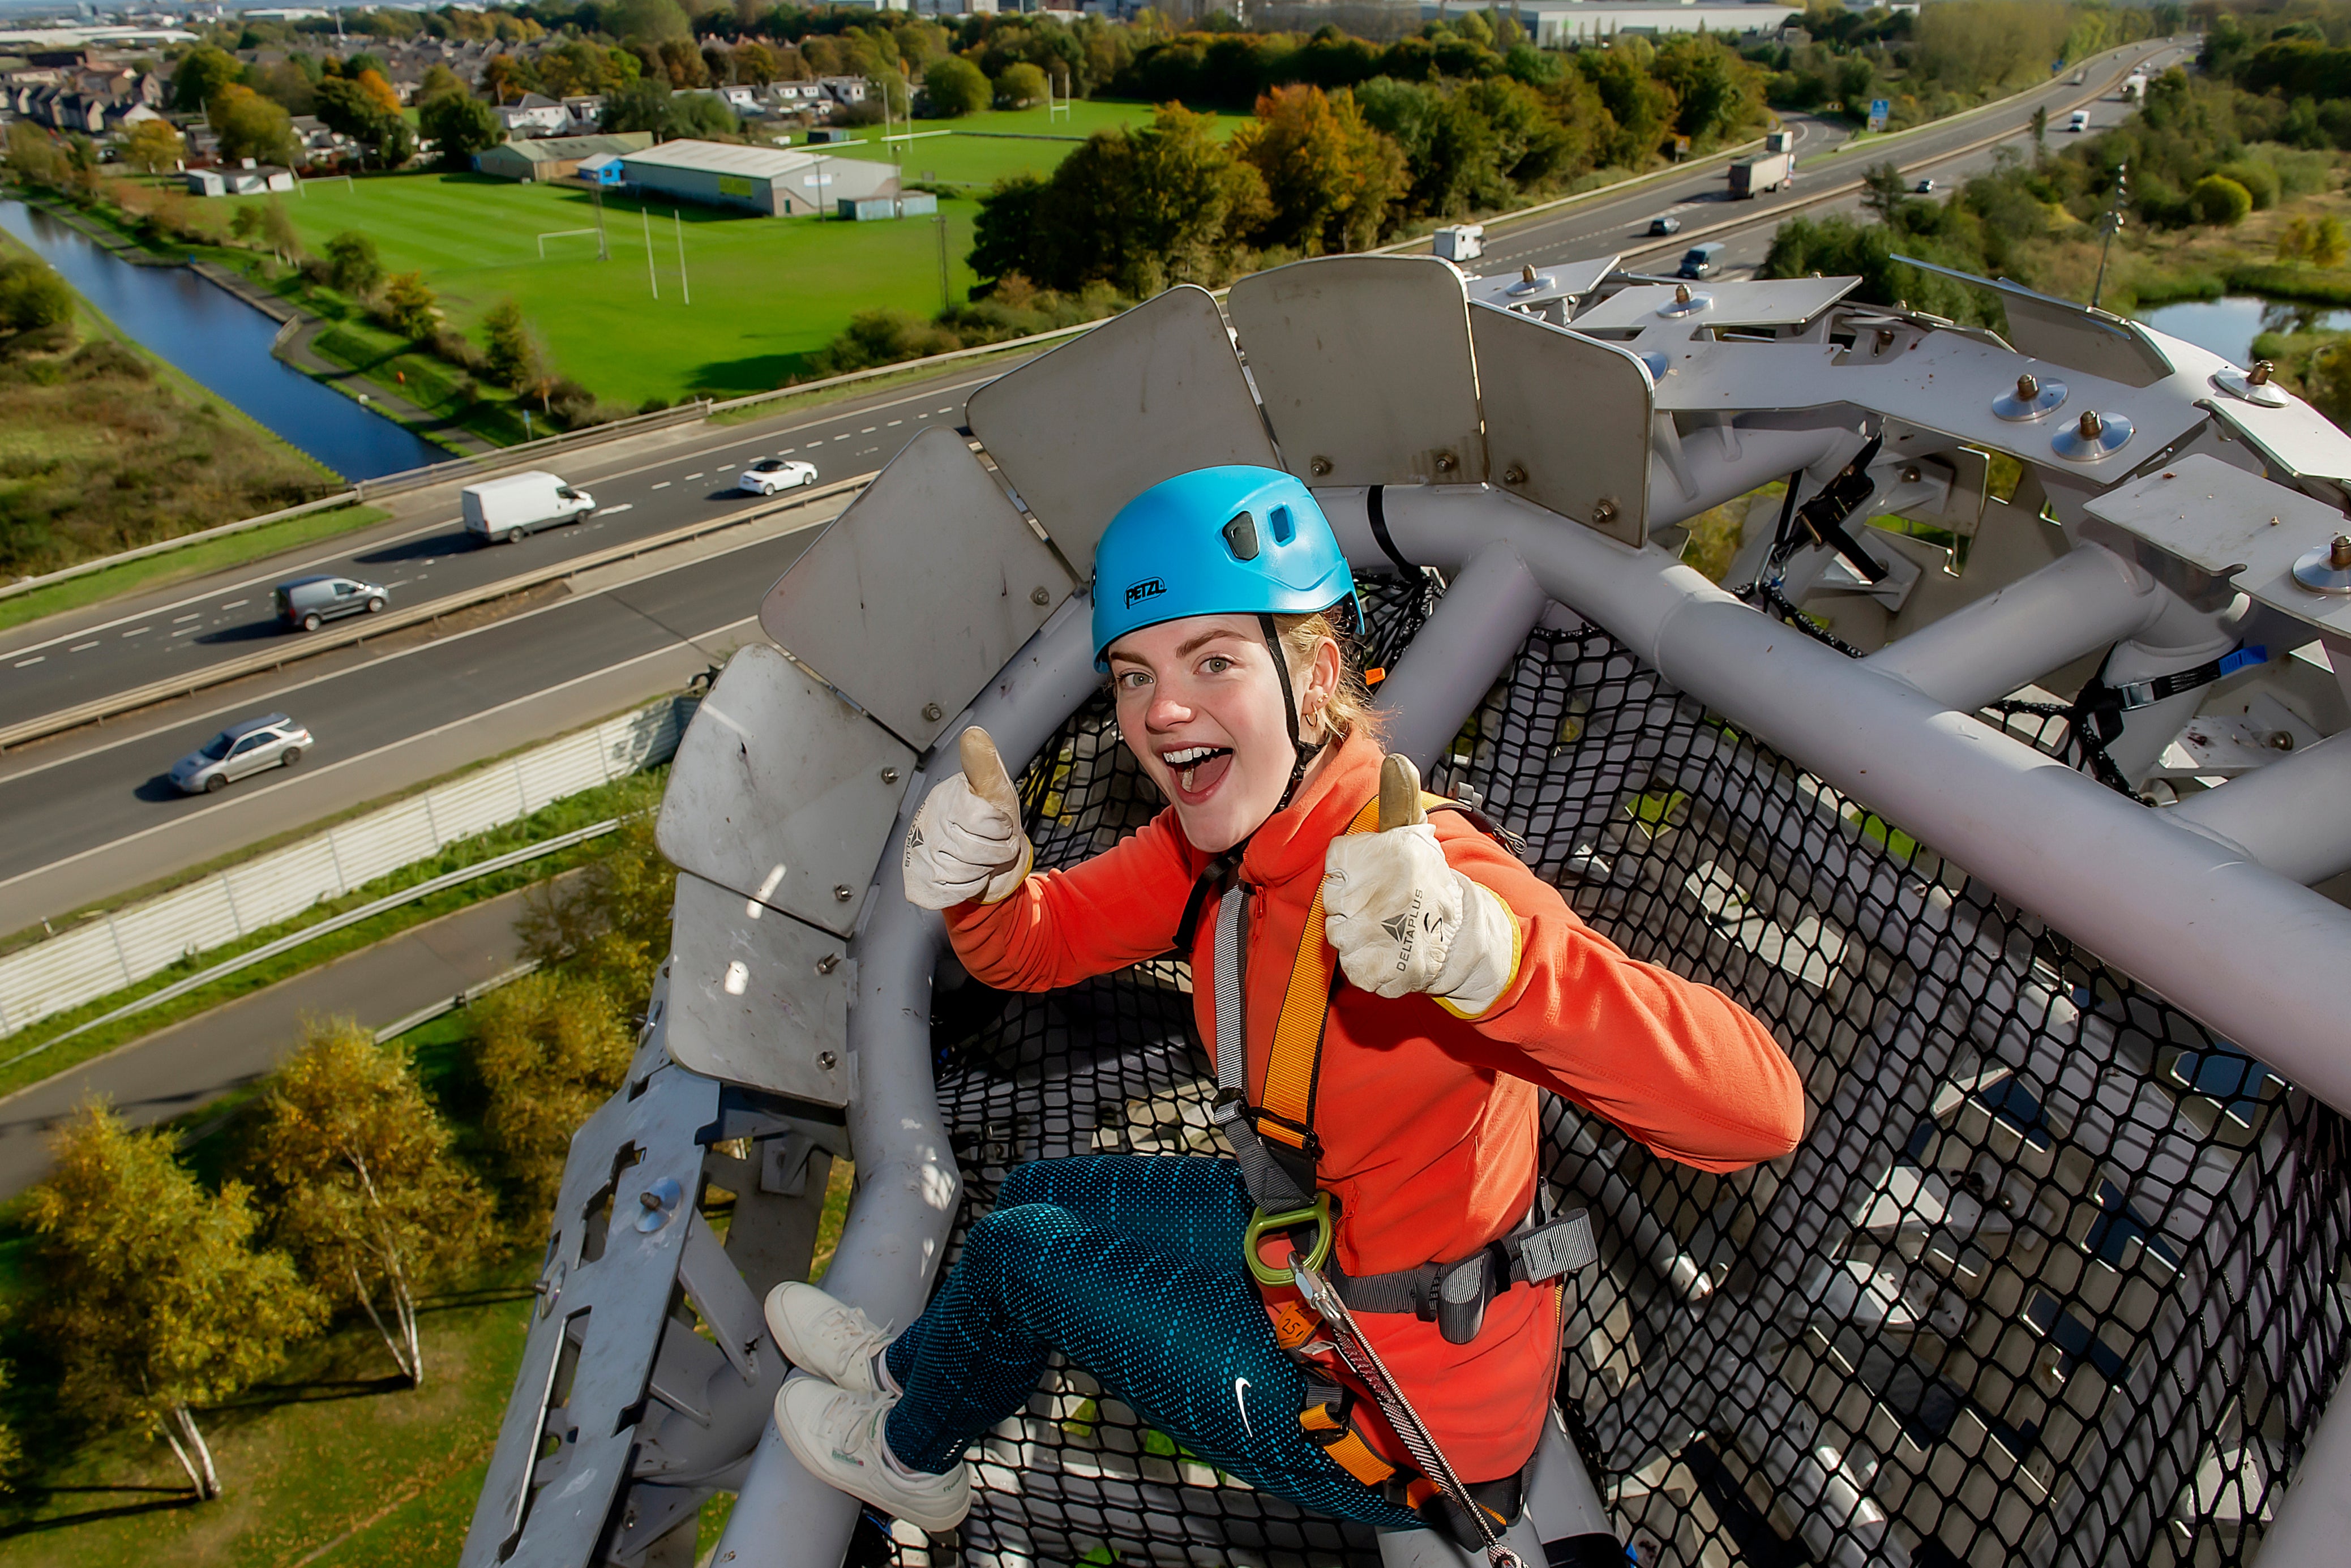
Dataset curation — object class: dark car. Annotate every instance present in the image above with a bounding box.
[1648,215,1683,236]
[276,573,388,632]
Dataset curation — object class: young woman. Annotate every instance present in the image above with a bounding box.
[765,466,1805,1542]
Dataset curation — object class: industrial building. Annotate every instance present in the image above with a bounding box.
[610,139,896,217]
[472,131,652,183]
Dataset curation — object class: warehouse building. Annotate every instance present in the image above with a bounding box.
[613,139,896,217]
[473,131,653,183]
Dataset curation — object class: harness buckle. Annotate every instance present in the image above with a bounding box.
[1245,1192,1333,1287]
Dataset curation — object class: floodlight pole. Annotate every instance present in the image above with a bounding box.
[642,203,658,300]
[593,182,609,261]
[935,208,949,314]
[674,208,690,306]
[2090,162,2127,312]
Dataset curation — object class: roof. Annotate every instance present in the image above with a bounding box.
[619,139,820,179]
[483,132,653,164]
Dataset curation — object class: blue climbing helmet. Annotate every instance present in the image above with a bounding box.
[1090,465,1360,670]
[1091,465,1362,811]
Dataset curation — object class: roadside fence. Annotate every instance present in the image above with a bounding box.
[0,692,697,1042]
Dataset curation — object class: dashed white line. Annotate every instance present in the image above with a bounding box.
[13,656,42,667]
[886,419,903,426]
[718,463,736,470]
[780,447,796,454]
[937,406,954,414]
[172,624,203,637]
[219,599,248,610]
[860,427,876,434]
[387,579,411,589]
[831,433,850,440]
[69,641,98,653]
[122,626,151,638]
[173,612,201,623]
[686,472,705,480]
[652,481,672,489]
[601,503,634,515]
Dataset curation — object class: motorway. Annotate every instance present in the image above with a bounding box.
[0,39,2185,935]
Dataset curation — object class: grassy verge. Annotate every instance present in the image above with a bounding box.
[0,764,666,1105]
[0,501,386,635]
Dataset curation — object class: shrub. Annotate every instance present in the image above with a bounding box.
[2190,174,2254,226]
[0,255,75,333]
[2211,158,2279,210]
[924,56,988,118]
[324,229,384,297]
[997,61,1050,109]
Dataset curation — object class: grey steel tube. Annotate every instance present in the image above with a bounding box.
[1323,485,2351,1118]
[1371,538,1549,772]
[709,601,1104,1568]
[1858,542,2168,711]
[2169,730,2351,886]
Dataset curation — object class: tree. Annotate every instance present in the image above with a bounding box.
[482,297,538,387]
[2189,173,2251,226]
[324,229,383,297]
[240,1021,496,1387]
[0,253,75,333]
[1232,84,1402,253]
[735,41,777,85]
[382,270,439,338]
[122,116,186,174]
[673,92,739,140]
[259,197,302,263]
[352,66,404,118]
[211,84,299,166]
[418,62,465,100]
[472,972,636,1215]
[997,61,1049,108]
[1860,159,1909,225]
[614,0,692,44]
[538,39,609,97]
[419,89,503,170]
[2029,103,2048,154]
[4,121,65,188]
[601,76,679,138]
[516,795,676,996]
[171,44,243,113]
[656,38,707,90]
[26,1104,323,1500]
[924,55,989,118]
[481,53,535,104]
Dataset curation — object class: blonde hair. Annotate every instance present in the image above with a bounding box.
[1273,610,1382,747]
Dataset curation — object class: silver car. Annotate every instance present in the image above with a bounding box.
[170,713,312,794]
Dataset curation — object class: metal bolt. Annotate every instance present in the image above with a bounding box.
[1434,451,1458,473]
[816,953,840,974]
[1309,456,1333,477]
[1503,463,1528,485]
[2078,410,2104,439]
[2016,372,2039,400]
[818,1051,837,1070]
[2266,731,2297,752]
[1030,585,1051,606]
[922,702,943,722]
[2333,533,2351,569]
[1901,465,1921,483]
[881,767,900,783]
[2247,359,2275,387]
[639,1190,662,1210]
[1521,264,1537,284]
[1593,498,1620,526]
[1673,283,1691,305]
[833,884,853,902]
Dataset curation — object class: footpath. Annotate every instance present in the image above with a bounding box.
[0,884,534,1198]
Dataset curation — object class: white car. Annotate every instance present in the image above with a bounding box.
[739,457,820,495]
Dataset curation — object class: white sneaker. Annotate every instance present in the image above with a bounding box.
[776,1377,971,1533]
[764,1282,895,1394]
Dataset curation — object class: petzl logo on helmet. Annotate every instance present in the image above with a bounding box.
[1125,577,1166,608]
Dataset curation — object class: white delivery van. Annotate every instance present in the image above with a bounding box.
[463,470,596,544]
[1432,224,1485,263]
[2067,109,2091,132]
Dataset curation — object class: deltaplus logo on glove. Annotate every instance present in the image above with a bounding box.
[1377,899,1442,976]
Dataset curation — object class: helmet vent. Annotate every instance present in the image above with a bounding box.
[1222,511,1260,562]
[1269,505,1295,545]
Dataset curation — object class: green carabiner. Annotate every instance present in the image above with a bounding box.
[1244,1192,1333,1288]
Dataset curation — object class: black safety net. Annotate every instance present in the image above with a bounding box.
[901,573,2351,1568]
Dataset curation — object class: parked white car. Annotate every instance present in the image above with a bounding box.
[738,458,820,495]
[170,713,312,794]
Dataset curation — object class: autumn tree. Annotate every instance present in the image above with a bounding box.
[325,229,383,297]
[241,1021,497,1387]
[420,89,503,169]
[382,270,439,338]
[27,1104,323,1500]
[211,84,300,166]
[481,53,536,104]
[997,61,1049,108]
[924,55,988,117]
[1232,84,1401,253]
[472,972,637,1216]
[259,198,303,264]
[516,790,676,997]
[171,44,243,113]
[122,117,186,174]
[734,41,778,85]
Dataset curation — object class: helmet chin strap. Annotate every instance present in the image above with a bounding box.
[1260,614,1326,815]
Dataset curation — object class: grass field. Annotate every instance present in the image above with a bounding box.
[215,102,1247,406]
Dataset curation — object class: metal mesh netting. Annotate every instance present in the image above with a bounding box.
[899,576,2351,1568]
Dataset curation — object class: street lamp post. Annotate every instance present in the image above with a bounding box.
[2090,164,2128,312]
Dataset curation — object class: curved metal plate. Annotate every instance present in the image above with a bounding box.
[966,284,1275,573]
[1470,302,1654,547]
[665,871,850,1106]
[1227,255,1485,487]
[759,425,1074,751]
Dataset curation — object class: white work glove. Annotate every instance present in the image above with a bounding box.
[1322,825,1519,1017]
[901,729,1033,911]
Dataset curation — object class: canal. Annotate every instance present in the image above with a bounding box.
[0,197,447,482]
[2137,294,2351,368]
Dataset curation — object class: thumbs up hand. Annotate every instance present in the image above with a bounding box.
[902,728,1034,910]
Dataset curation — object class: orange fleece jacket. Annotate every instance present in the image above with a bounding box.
[947,729,1805,1482]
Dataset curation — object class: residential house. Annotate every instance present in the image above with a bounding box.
[493,91,569,138]
[816,76,868,106]
[560,95,604,133]
[185,159,297,196]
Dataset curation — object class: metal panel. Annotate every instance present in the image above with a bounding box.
[656,644,915,939]
[1227,255,1486,486]
[1469,302,1653,546]
[759,426,1073,751]
[664,870,850,1107]
[966,285,1275,572]
[2081,454,2351,639]
[1566,276,1857,335]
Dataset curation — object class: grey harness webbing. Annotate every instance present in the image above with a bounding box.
[1207,884,1315,1214]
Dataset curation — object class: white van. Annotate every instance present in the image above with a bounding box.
[463,470,597,544]
[2067,109,2091,132]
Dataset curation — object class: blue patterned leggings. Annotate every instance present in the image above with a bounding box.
[879,1154,1421,1528]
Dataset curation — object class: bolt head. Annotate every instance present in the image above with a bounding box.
[818,1051,837,1070]
[1309,456,1333,477]
[881,767,900,783]
[1593,498,1620,526]
[639,1190,662,1210]
[1030,585,1051,606]
[2247,359,2275,387]
[1673,283,1691,303]
[922,702,943,722]
[2017,372,2039,399]
[2079,410,2103,438]
[2333,533,2351,569]
[1434,451,1458,473]
[1503,463,1528,485]
[833,884,853,901]
[816,953,840,974]
[2266,731,2297,752]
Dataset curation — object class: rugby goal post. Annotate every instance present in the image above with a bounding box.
[536,228,600,259]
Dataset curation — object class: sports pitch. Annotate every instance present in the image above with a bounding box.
[226,102,1248,405]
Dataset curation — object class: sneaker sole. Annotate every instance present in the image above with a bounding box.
[774,1378,971,1534]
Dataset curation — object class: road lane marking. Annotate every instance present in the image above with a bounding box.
[172,625,203,637]
[860,427,876,434]
[387,580,411,589]
[69,642,97,652]
[718,463,736,470]
[220,599,247,610]
[887,419,903,426]
[13,657,41,667]
[173,613,201,623]
[122,627,151,637]
[686,472,705,479]
[652,481,672,489]
[601,503,633,515]
[832,433,850,440]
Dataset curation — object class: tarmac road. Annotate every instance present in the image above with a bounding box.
[0,38,2189,930]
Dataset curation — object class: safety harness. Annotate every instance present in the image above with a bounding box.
[1185,785,1596,1556]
